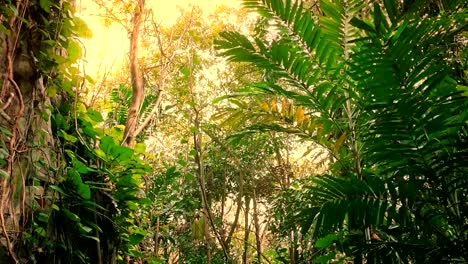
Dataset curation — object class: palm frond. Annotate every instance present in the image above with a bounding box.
[216,0,468,261]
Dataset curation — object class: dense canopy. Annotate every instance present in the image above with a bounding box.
[0,0,467,263]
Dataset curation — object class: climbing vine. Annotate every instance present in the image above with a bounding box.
[0,0,150,262]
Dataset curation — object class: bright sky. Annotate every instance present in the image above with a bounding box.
[77,0,241,79]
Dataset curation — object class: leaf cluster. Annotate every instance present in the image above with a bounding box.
[215,0,468,262]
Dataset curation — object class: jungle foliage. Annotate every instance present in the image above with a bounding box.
[0,0,467,263]
[215,0,468,262]
[0,0,151,263]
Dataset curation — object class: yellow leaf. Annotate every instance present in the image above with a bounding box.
[261,102,269,112]
[296,107,305,124]
[334,132,347,155]
[271,99,278,112]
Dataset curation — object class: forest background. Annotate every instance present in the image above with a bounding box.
[0,0,467,263]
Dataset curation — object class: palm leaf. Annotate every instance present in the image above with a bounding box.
[217,0,468,262]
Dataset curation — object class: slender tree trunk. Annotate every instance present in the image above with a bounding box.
[123,0,145,146]
[225,172,243,247]
[193,113,215,264]
[133,11,195,138]
[192,98,212,264]
[201,129,243,252]
[289,230,296,264]
[188,54,231,263]
[242,195,250,264]
[203,203,212,264]
[154,215,160,258]
[220,171,226,241]
[252,189,262,264]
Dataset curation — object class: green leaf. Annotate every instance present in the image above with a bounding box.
[126,201,139,211]
[134,143,146,154]
[77,183,91,200]
[49,185,67,196]
[93,150,106,162]
[38,213,49,223]
[77,223,93,234]
[35,227,46,237]
[100,136,115,154]
[82,122,97,138]
[46,85,57,97]
[59,130,78,143]
[84,235,100,242]
[0,24,8,34]
[0,169,9,180]
[185,173,195,181]
[87,108,103,122]
[72,17,93,39]
[147,258,166,264]
[0,127,11,137]
[457,85,468,97]
[73,159,92,174]
[68,169,83,186]
[67,41,82,63]
[63,209,80,222]
[350,17,375,33]
[133,228,148,236]
[180,67,190,77]
[129,234,145,246]
[111,146,133,162]
[316,252,336,263]
[128,249,144,258]
[383,0,398,24]
[39,0,51,13]
[315,233,337,249]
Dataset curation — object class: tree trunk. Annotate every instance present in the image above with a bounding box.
[289,230,297,264]
[252,189,262,264]
[242,195,250,264]
[203,203,212,264]
[202,129,244,253]
[220,170,226,241]
[154,215,160,258]
[123,0,145,146]
[188,51,230,263]
[225,171,243,248]
[0,2,59,262]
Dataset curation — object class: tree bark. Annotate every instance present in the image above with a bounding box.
[188,53,231,263]
[242,195,250,264]
[252,189,262,264]
[289,230,297,264]
[123,0,145,146]
[220,170,226,242]
[154,215,160,257]
[0,1,63,262]
[133,10,194,139]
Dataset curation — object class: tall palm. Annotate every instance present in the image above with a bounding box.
[215,0,468,262]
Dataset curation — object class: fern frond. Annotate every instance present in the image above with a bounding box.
[300,175,394,236]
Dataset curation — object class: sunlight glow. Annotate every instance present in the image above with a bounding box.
[78,0,241,79]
